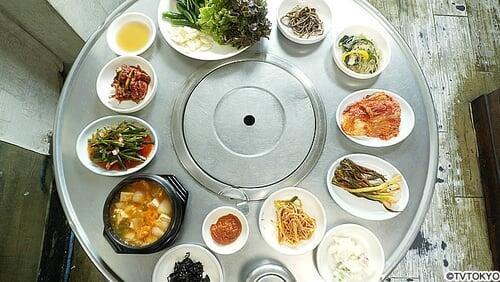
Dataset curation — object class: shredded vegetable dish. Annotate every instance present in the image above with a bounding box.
[280,5,324,38]
[339,34,380,74]
[274,196,316,246]
[110,180,173,247]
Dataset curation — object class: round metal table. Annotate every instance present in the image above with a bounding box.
[54,0,438,281]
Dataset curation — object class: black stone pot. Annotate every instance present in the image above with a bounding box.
[103,174,188,254]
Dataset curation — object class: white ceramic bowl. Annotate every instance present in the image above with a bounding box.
[332,25,391,79]
[76,115,158,176]
[202,206,249,255]
[336,89,415,147]
[259,187,326,255]
[152,244,223,282]
[157,0,249,60]
[326,153,409,221]
[277,0,332,44]
[316,224,385,282]
[106,12,156,56]
[96,56,157,113]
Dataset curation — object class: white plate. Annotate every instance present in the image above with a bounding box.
[106,12,156,56]
[332,25,391,79]
[336,89,415,147]
[277,0,332,44]
[157,0,248,60]
[76,115,158,176]
[326,153,409,220]
[316,224,385,282]
[259,187,326,255]
[202,206,249,255]
[96,56,157,113]
[152,244,223,282]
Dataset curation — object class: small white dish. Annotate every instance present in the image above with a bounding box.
[152,244,223,282]
[332,25,391,79]
[326,153,409,221]
[277,0,332,44]
[96,55,157,113]
[157,0,249,60]
[259,187,326,255]
[336,89,415,147]
[202,206,249,255]
[106,12,156,56]
[76,115,158,176]
[316,224,385,282]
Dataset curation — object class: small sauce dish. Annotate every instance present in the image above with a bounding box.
[106,12,156,56]
[277,0,332,44]
[202,206,249,255]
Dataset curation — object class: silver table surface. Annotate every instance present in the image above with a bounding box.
[53,0,438,281]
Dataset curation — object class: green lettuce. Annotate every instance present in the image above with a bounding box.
[198,0,271,49]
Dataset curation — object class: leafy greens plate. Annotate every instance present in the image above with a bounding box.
[157,0,249,60]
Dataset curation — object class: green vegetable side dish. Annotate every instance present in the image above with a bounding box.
[338,34,380,74]
[87,121,154,170]
[332,158,401,212]
[163,0,272,49]
[163,0,204,28]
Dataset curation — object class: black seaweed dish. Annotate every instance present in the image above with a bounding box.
[103,174,188,254]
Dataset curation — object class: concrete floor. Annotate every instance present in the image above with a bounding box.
[0,142,50,282]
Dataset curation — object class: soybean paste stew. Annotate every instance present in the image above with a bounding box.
[110,180,173,247]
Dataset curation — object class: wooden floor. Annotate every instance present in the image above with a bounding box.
[369,0,499,280]
[0,0,498,281]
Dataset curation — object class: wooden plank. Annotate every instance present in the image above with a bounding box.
[472,90,500,269]
[487,218,500,270]
[0,142,50,282]
[368,1,496,280]
[466,0,500,73]
[387,132,493,280]
[431,0,467,16]
[368,0,447,132]
[433,15,475,132]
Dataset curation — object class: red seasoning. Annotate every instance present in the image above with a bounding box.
[210,214,242,245]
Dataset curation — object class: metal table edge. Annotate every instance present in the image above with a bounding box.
[351,0,440,277]
[53,1,138,281]
[52,0,440,280]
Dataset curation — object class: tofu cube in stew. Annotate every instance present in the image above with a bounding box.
[132,191,144,203]
[120,191,134,202]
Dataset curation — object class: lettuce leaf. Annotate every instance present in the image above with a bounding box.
[198,0,271,49]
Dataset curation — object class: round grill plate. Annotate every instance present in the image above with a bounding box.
[172,55,326,200]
